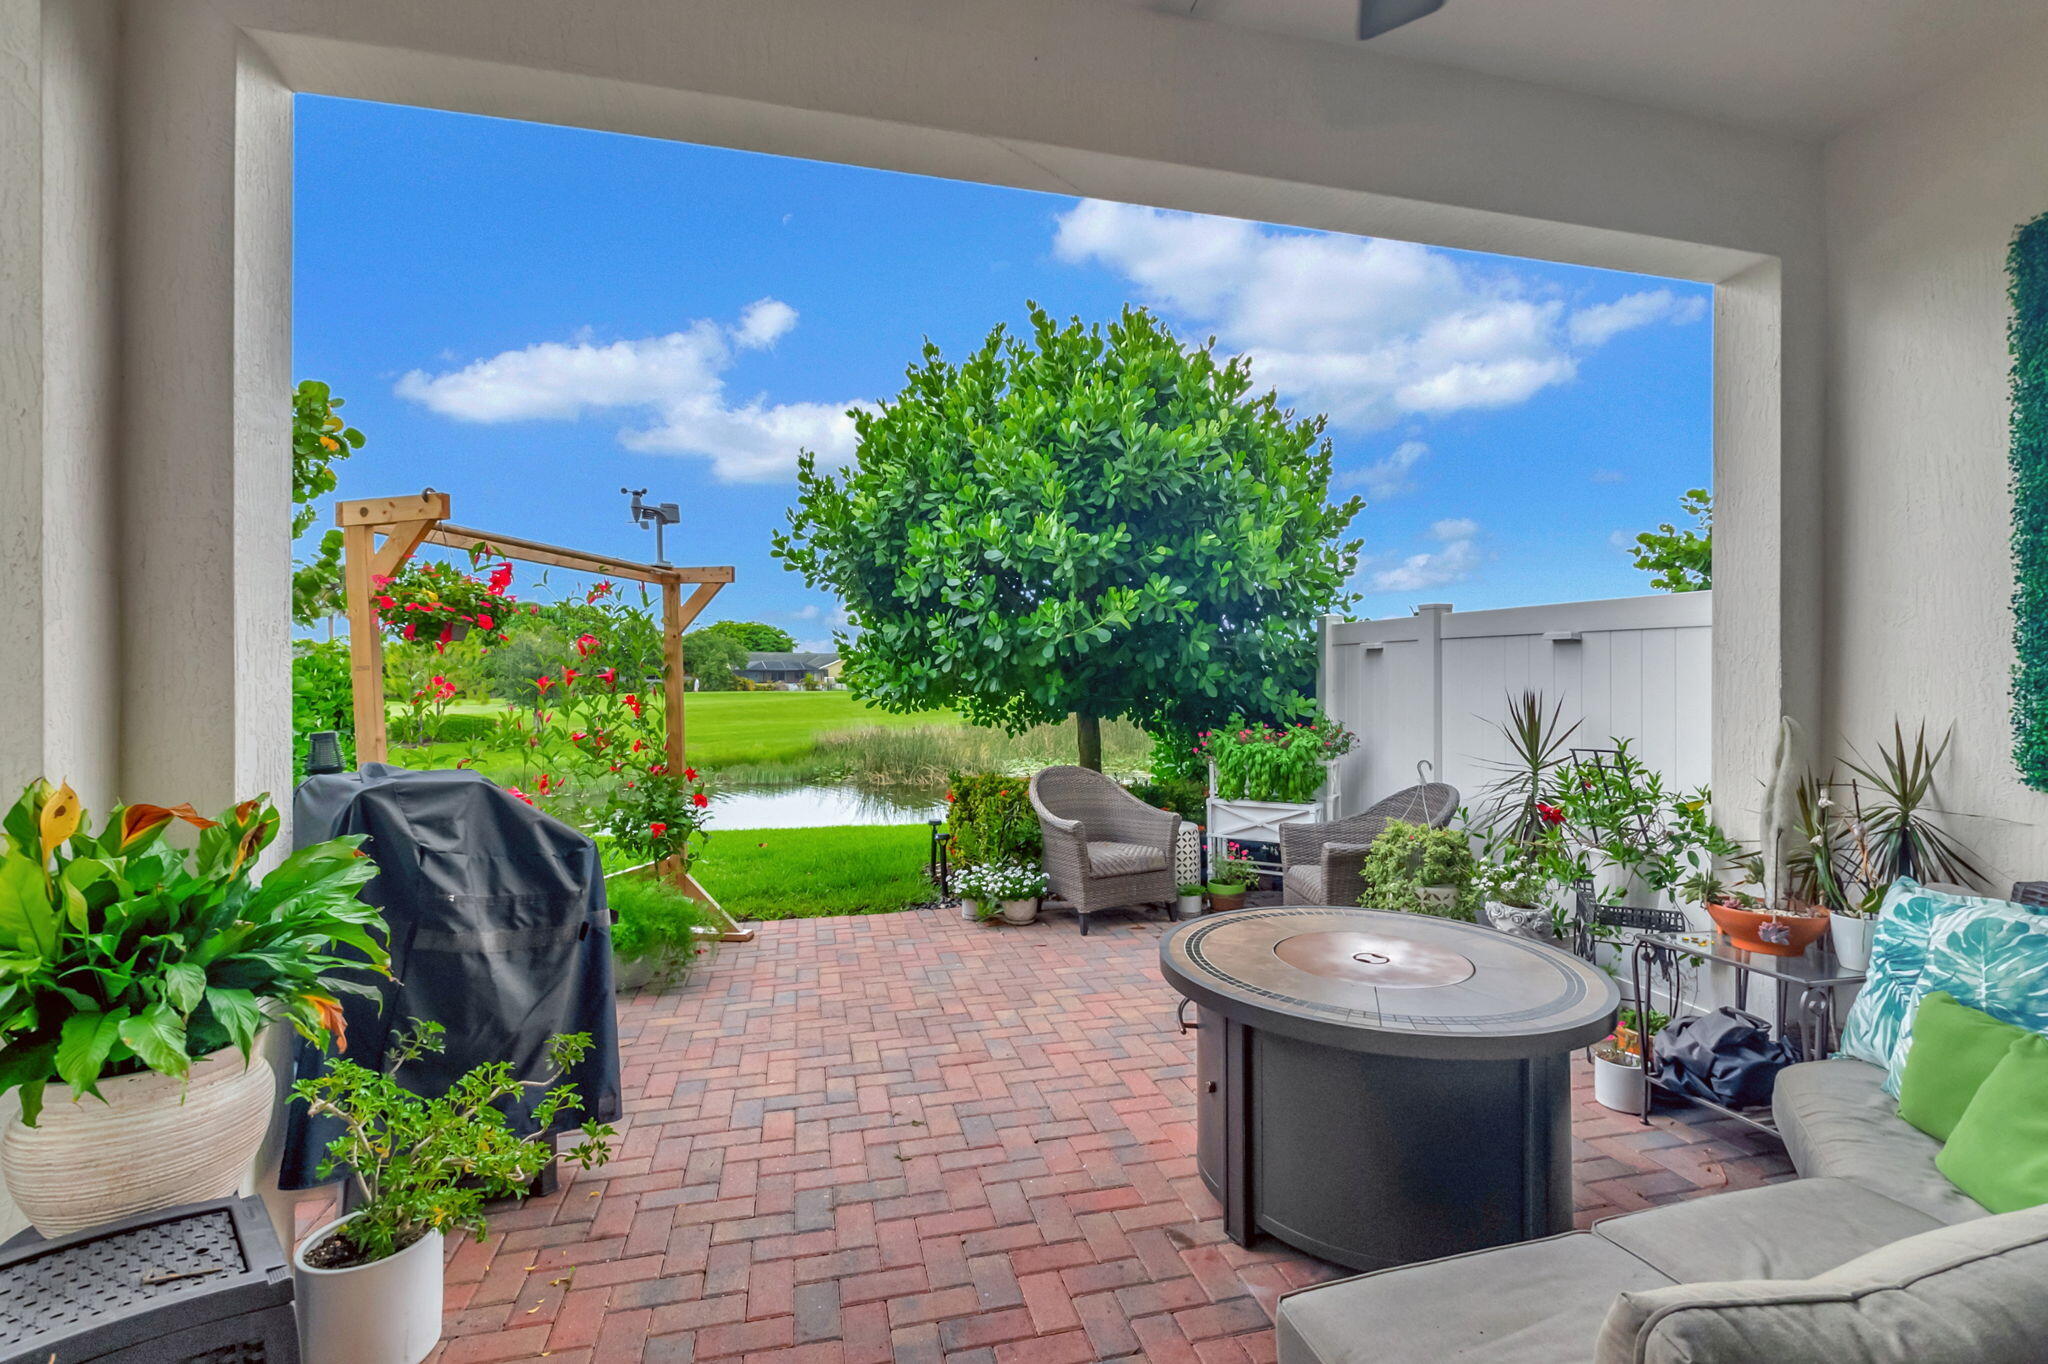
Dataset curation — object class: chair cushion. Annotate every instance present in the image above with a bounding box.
[1277,1231,1671,1364]
[1594,1204,2048,1364]
[1771,1059,1987,1225]
[1283,864,1326,905]
[1592,1177,1940,1284]
[1085,840,1167,876]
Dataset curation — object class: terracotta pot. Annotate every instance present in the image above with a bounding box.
[294,1213,446,1364]
[1208,886,1248,913]
[1704,900,1830,957]
[1,1038,276,1236]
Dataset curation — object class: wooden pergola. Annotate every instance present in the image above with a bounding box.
[335,490,750,940]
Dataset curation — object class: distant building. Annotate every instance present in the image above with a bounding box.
[736,651,844,689]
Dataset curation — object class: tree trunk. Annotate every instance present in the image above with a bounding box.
[1075,712,1102,772]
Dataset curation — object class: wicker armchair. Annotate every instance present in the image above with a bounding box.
[1279,782,1460,908]
[1029,766,1182,935]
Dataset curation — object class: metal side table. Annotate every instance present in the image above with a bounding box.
[1629,930,1865,1135]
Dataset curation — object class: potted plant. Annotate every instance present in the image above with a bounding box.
[1357,822,1478,920]
[0,781,387,1236]
[290,1021,614,1364]
[956,862,1049,924]
[1206,846,1260,913]
[1199,715,1352,862]
[1591,1007,1668,1112]
[1175,882,1207,920]
[1473,846,1556,940]
[373,553,522,647]
[606,874,716,990]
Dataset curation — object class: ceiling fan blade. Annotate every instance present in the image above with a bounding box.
[1357,0,1446,40]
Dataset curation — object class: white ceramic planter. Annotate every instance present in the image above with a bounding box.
[1,1039,275,1237]
[959,897,981,922]
[1832,914,1874,972]
[1592,1052,1646,1113]
[294,1213,446,1364]
[999,897,1038,925]
[614,955,655,991]
[1486,899,1557,941]
[1415,885,1459,913]
[1174,893,1206,920]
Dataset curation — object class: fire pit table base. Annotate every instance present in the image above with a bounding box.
[1196,1009,1573,1270]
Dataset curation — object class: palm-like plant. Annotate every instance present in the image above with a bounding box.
[1480,691,1580,845]
[1842,721,1986,888]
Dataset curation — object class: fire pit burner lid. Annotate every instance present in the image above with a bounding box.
[1272,931,1476,988]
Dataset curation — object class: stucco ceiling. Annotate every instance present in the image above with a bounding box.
[1118,0,2042,137]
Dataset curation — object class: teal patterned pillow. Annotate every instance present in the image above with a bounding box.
[1837,879,2014,1073]
[1887,906,2048,1095]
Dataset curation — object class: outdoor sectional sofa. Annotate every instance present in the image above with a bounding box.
[1273,1052,2048,1362]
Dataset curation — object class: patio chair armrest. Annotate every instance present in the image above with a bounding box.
[1319,842,1376,907]
[1035,811,1093,878]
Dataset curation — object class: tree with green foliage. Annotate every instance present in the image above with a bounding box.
[291,380,365,627]
[696,621,798,653]
[1628,487,1712,592]
[679,625,751,691]
[774,304,1363,769]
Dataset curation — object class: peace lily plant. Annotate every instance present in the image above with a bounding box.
[0,779,388,1235]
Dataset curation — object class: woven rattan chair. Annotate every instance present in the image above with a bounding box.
[1030,766,1182,935]
[1278,782,1460,908]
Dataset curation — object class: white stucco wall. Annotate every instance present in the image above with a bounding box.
[1822,19,2048,890]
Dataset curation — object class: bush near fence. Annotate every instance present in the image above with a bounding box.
[946,773,1043,866]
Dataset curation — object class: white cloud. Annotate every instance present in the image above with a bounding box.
[1052,200,1704,431]
[1567,288,1708,348]
[733,297,798,350]
[1589,468,1628,485]
[394,301,866,482]
[1340,439,1430,498]
[1369,518,1482,591]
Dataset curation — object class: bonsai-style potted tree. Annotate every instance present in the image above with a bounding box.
[1591,1007,1668,1112]
[290,1022,616,1364]
[956,862,1050,924]
[1206,846,1260,913]
[1174,882,1206,920]
[0,781,386,1236]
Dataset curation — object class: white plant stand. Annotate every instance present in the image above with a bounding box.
[1205,797,1325,876]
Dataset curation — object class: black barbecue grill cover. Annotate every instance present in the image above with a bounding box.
[280,763,621,1190]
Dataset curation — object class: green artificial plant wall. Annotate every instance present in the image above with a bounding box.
[2012,212,2048,790]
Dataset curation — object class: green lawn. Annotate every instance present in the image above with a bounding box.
[692,823,936,920]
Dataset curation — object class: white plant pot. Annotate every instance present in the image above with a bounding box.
[1592,1052,1646,1113]
[1,1038,275,1237]
[960,897,981,922]
[1832,914,1874,972]
[294,1213,446,1364]
[1000,897,1039,925]
[615,955,655,991]
[1174,893,1206,920]
[1415,885,1459,913]
[1486,900,1556,941]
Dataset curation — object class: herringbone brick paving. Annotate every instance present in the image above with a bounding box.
[403,905,1792,1363]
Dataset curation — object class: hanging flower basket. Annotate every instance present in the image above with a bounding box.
[374,558,520,647]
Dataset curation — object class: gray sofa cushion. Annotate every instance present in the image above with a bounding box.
[1772,1058,1987,1224]
[1277,1231,1672,1364]
[1594,1203,2048,1363]
[1592,1177,1941,1283]
[1282,864,1325,905]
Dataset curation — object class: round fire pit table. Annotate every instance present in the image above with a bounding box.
[1161,906,1618,1272]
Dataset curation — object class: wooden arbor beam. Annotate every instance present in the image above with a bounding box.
[332,490,747,940]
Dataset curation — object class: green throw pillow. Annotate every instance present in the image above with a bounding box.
[1938,1032,2048,1214]
[1897,992,2032,1141]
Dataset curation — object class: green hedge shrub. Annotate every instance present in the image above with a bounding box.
[431,713,500,744]
[947,773,1042,866]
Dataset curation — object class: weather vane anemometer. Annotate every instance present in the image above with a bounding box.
[623,487,681,565]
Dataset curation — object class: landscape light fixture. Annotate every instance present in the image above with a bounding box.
[1357,0,1444,39]
[622,486,681,565]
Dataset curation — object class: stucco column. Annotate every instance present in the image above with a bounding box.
[117,5,293,810]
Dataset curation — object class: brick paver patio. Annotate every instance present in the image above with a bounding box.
[418,905,1794,1364]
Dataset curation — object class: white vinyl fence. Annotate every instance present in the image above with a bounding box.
[1317,593,1712,820]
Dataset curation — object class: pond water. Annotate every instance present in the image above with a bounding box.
[712,783,946,829]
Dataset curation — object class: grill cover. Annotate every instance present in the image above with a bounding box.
[280,763,620,1189]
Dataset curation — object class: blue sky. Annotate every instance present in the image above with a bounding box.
[295,96,1712,645]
